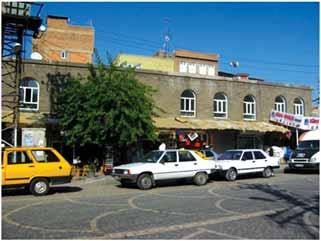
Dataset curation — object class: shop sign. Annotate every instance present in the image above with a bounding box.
[22,128,46,146]
[270,110,319,130]
[176,130,203,149]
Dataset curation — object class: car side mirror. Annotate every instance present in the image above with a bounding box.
[159,159,165,164]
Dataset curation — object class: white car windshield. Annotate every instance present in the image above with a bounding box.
[219,151,242,160]
[297,140,319,150]
[139,151,164,163]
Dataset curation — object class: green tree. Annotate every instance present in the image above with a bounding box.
[56,56,158,163]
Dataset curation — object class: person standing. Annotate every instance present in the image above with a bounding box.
[159,142,166,151]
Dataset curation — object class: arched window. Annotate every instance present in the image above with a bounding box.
[243,95,256,120]
[180,90,196,117]
[213,93,228,119]
[19,78,39,111]
[294,97,304,116]
[274,96,287,112]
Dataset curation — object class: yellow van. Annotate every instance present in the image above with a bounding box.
[2,147,72,196]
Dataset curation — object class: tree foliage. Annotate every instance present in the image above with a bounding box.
[56,57,157,150]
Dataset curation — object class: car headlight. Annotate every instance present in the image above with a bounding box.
[123,170,130,175]
[310,153,320,163]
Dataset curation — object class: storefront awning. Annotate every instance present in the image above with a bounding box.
[153,117,289,133]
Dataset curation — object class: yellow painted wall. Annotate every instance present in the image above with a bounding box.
[2,111,46,125]
[115,54,174,72]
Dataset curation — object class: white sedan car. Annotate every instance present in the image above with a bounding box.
[214,149,280,181]
[112,149,216,190]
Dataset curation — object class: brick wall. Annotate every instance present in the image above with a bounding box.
[33,16,94,64]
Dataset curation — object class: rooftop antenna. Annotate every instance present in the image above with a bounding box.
[229,60,239,76]
[162,17,172,57]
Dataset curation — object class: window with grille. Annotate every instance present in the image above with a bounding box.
[180,90,196,117]
[274,96,286,112]
[199,64,207,75]
[213,93,228,119]
[294,97,304,116]
[179,62,188,73]
[243,95,256,120]
[60,50,68,60]
[188,63,196,74]
[208,65,215,76]
[19,78,39,111]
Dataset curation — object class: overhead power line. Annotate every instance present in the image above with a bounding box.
[221,62,319,75]
[96,32,160,49]
[95,28,161,47]
[95,38,157,53]
[94,29,319,70]
[220,55,319,68]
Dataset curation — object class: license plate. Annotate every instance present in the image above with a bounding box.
[295,164,304,167]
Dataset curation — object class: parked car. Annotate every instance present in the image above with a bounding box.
[200,149,220,160]
[214,149,280,181]
[112,149,216,190]
[288,130,320,170]
[2,147,72,196]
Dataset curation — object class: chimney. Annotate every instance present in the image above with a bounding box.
[234,73,249,81]
[154,50,169,58]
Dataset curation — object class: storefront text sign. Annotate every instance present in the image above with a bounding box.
[270,110,319,130]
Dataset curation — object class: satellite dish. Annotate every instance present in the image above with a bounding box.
[229,61,239,68]
[39,25,47,32]
[30,52,43,60]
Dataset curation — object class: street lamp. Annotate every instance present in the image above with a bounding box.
[12,42,22,54]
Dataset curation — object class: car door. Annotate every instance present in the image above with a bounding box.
[177,150,199,178]
[154,151,179,180]
[253,151,268,172]
[28,149,68,178]
[239,151,255,174]
[3,150,35,185]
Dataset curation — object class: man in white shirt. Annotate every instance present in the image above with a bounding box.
[159,142,166,151]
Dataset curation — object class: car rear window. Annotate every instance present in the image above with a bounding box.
[254,151,266,159]
[205,151,214,157]
[179,151,196,162]
[31,150,60,163]
[242,151,254,160]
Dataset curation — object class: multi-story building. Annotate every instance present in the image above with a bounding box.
[115,50,312,152]
[32,15,94,64]
[1,48,312,158]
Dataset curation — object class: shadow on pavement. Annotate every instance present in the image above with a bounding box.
[2,186,82,197]
[238,183,319,239]
[284,167,319,175]
[49,186,82,195]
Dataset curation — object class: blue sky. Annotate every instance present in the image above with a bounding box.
[36,2,319,100]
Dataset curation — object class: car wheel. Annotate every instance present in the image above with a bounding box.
[225,168,237,181]
[262,167,273,178]
[137,174,153,190]
[30,178,50,196]
[193,172,208,186]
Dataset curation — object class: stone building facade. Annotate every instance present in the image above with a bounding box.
[1,59,313,158]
